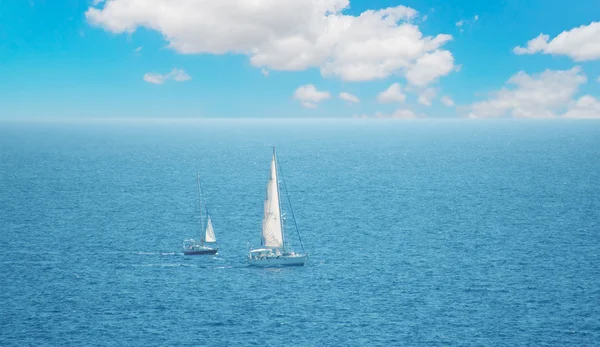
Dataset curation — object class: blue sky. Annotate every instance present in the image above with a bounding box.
[1,0,599,119]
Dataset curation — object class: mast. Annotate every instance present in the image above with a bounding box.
[273,147,286,251]
[198,176,216,244]
[196,173,204,243]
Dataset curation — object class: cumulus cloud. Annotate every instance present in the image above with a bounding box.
[339,92,360,103]
[293,84,331,108]
[441,96,455,107]
[377,83,406,103]
[417,88,436,106]
[405,50,454,86]
[143,68,191,84]
[86,0,455,85]
[468,67,587,118]
[513,34,550,55]
[513,22,600,61]
[563,95,600,119]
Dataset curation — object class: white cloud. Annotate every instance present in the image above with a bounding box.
[441,95,455,107]
[339,92,360,103]
[597,76,600,83]
[563,95,600,119]
[293,84,331,108]
[92,0,104,5]
[513,34,551,55]
[135,45,143,52]
[354,108,417,119]
[513,22,600,61]
[418,88,436,106]
[468,67,587,118]
[377,83,406,103]
[405,50,454,86]
[143,68,191,84]
[456,15,478,29]
[261,69,269,77]
[143,73,165,85]
[387,109,417,119]
[170,68,192,82]
[86,1,455,85]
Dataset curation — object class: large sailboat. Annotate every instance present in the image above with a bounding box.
[247,147,307,266]
[183,174,218,255]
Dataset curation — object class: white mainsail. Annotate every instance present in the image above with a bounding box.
[205,216,216,243]
[261,154,284,248]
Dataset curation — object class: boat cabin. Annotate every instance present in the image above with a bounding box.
[248,248,281,259]
[183,239,202,250]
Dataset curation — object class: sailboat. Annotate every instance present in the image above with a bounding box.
[183,174,218,255]
[247,147,307,266]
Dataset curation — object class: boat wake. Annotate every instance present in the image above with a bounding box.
[133,251,179,256]
[134,263,194,267]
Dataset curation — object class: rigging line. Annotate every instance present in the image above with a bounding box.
[273,147,286,250]
[197,173,217,245]
[276,152,305,253]
[197,174,210,217]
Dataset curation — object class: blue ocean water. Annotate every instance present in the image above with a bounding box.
[1,119,599,346]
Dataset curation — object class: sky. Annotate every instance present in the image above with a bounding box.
[0,0,599,119]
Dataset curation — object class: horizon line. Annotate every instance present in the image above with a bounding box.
[0,117,594,123]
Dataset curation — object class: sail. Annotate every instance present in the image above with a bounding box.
[261,154,284,248]
[205,216,216,243]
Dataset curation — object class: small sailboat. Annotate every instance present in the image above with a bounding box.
[248,147,307,266]
[183,174,218,255]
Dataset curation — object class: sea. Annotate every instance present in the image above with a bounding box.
[1,119,599,346]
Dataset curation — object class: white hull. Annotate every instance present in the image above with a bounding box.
[249,149,307,268]
[247,254,307,267]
